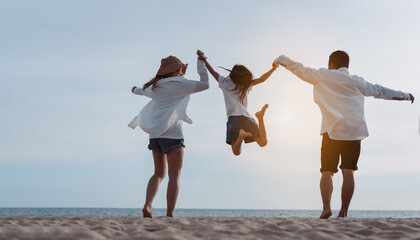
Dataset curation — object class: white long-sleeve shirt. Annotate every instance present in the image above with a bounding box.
[128,60,209,139]
[274,55,411,140]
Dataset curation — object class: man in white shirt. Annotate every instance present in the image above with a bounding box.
[274,50,414,219]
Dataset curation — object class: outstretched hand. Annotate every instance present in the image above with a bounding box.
[273,56,288,68]
[409,93,415,103]
[197,50,207,61]
[131,86,137,93]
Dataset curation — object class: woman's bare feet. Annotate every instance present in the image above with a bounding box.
[255,104,269,120]
[338,210,347,218]
[238,129,252,140]
[320,209,332,219]
[143,206,152,218]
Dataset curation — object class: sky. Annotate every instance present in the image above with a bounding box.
[1,0,419,211]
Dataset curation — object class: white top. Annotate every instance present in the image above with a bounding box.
[128,60,209,139]
[274,55,411,140]
[218,75,253,118]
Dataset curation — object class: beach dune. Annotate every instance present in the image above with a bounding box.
[0,216,420,240]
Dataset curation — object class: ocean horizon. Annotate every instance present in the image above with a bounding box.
[1,208,419,218]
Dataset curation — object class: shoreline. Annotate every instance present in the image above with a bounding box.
[1,216,420,240]
[2,208,420,218]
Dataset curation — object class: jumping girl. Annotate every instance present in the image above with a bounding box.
[197,50,278,155]
[128,52,209,217]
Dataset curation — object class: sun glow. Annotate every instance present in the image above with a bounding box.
[274,110,296,124]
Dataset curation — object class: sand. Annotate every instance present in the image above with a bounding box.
[0,216,419,240]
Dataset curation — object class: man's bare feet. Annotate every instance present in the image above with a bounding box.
[255,104,269,119]
[143,207,152,218]
[238,129,252,140]
[320,209,332,219]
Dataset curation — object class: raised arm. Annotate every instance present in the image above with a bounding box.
[252,63,279,86]
[131,85,154,98]
[362,80,414,103]
[191,59,210,93]
[178,58,210,95]
[197,50,220,81]
[274,55,321,85]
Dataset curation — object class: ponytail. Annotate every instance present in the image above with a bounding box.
[143,76,160,90]
[143,70,179,90]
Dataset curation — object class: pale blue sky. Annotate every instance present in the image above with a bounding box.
[1,0,419,210]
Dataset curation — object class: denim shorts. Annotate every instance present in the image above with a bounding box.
[148,138,185,153]
[226,115,259,144]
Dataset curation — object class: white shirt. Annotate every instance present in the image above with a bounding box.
[274,55,411,140]
[218,75,253,118]
[128,60,209,139]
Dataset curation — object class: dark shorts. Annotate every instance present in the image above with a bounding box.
[320,133,361,173]
[226,115,259,145]
[148,138,185,153]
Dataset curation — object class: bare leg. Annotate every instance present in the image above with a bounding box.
[254,104,269,147]
[320,171,334,219]
[143,150,167,218]
[231,129,252,156]
[338,169,355,218]
[166,147,183,217]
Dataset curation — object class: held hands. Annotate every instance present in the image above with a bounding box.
[197,50,207,62]
[273,55,288,68]
[272,62,279,70]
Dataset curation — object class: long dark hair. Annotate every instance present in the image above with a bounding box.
[142,72,174,90]
[222,64,254,103]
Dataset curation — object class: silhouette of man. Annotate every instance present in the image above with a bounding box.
[274,50,414,218]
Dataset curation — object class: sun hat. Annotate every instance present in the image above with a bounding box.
[156,56,188,76]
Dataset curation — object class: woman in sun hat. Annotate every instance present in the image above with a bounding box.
[129,51,209,218]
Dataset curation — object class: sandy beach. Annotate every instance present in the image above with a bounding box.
[0,216,419,240]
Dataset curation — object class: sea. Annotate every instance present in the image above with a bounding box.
[1,208,420,218]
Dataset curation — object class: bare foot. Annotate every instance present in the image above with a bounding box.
[143,207,152,218]
[255,104,269,119]
[320,209,332,219]
[337,210,347,218]
[238,129,252,140]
